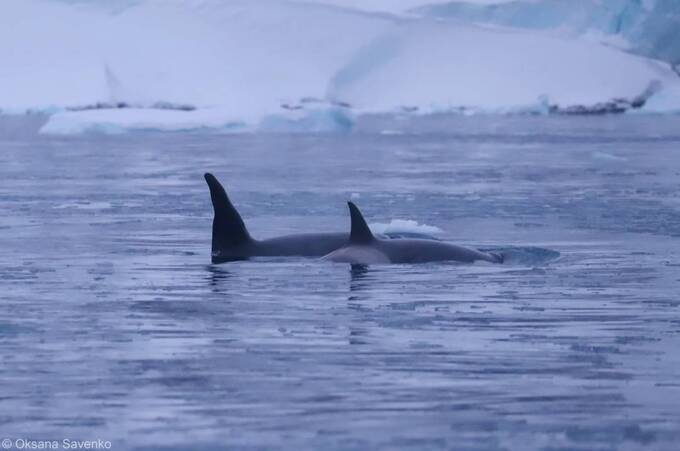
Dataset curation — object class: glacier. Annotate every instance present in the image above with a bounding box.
[414,0,680,69]
[1,0,679,135]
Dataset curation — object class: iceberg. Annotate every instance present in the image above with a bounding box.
[2,0,680,135]
[2,0,387,130]
[327,21,679,115]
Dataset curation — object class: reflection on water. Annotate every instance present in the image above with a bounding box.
[206,264,232,293]
[349,264,371,295]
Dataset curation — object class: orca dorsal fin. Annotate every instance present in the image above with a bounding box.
[204,173,252,252]
[348,201,375,244]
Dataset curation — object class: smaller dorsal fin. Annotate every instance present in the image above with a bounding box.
[348,201,374,244]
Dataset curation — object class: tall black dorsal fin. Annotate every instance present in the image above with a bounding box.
[204,173,252,252]
[348,201,374,244]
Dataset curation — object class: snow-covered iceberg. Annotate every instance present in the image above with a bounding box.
[2,0,385,133]
[1,0,679,135]
[327,20,677,115]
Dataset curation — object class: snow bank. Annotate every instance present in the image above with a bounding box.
[2,0,680,135]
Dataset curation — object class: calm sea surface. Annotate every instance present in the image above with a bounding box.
[1,115,679,450]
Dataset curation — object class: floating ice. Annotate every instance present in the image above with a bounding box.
[39,104,354,135]
[370,219,444,235]
[40,108,247,135]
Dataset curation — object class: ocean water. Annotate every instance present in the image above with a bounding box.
[0,115,679,450]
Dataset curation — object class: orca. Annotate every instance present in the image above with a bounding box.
[322,202,504,265]
[204,173,348,263]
